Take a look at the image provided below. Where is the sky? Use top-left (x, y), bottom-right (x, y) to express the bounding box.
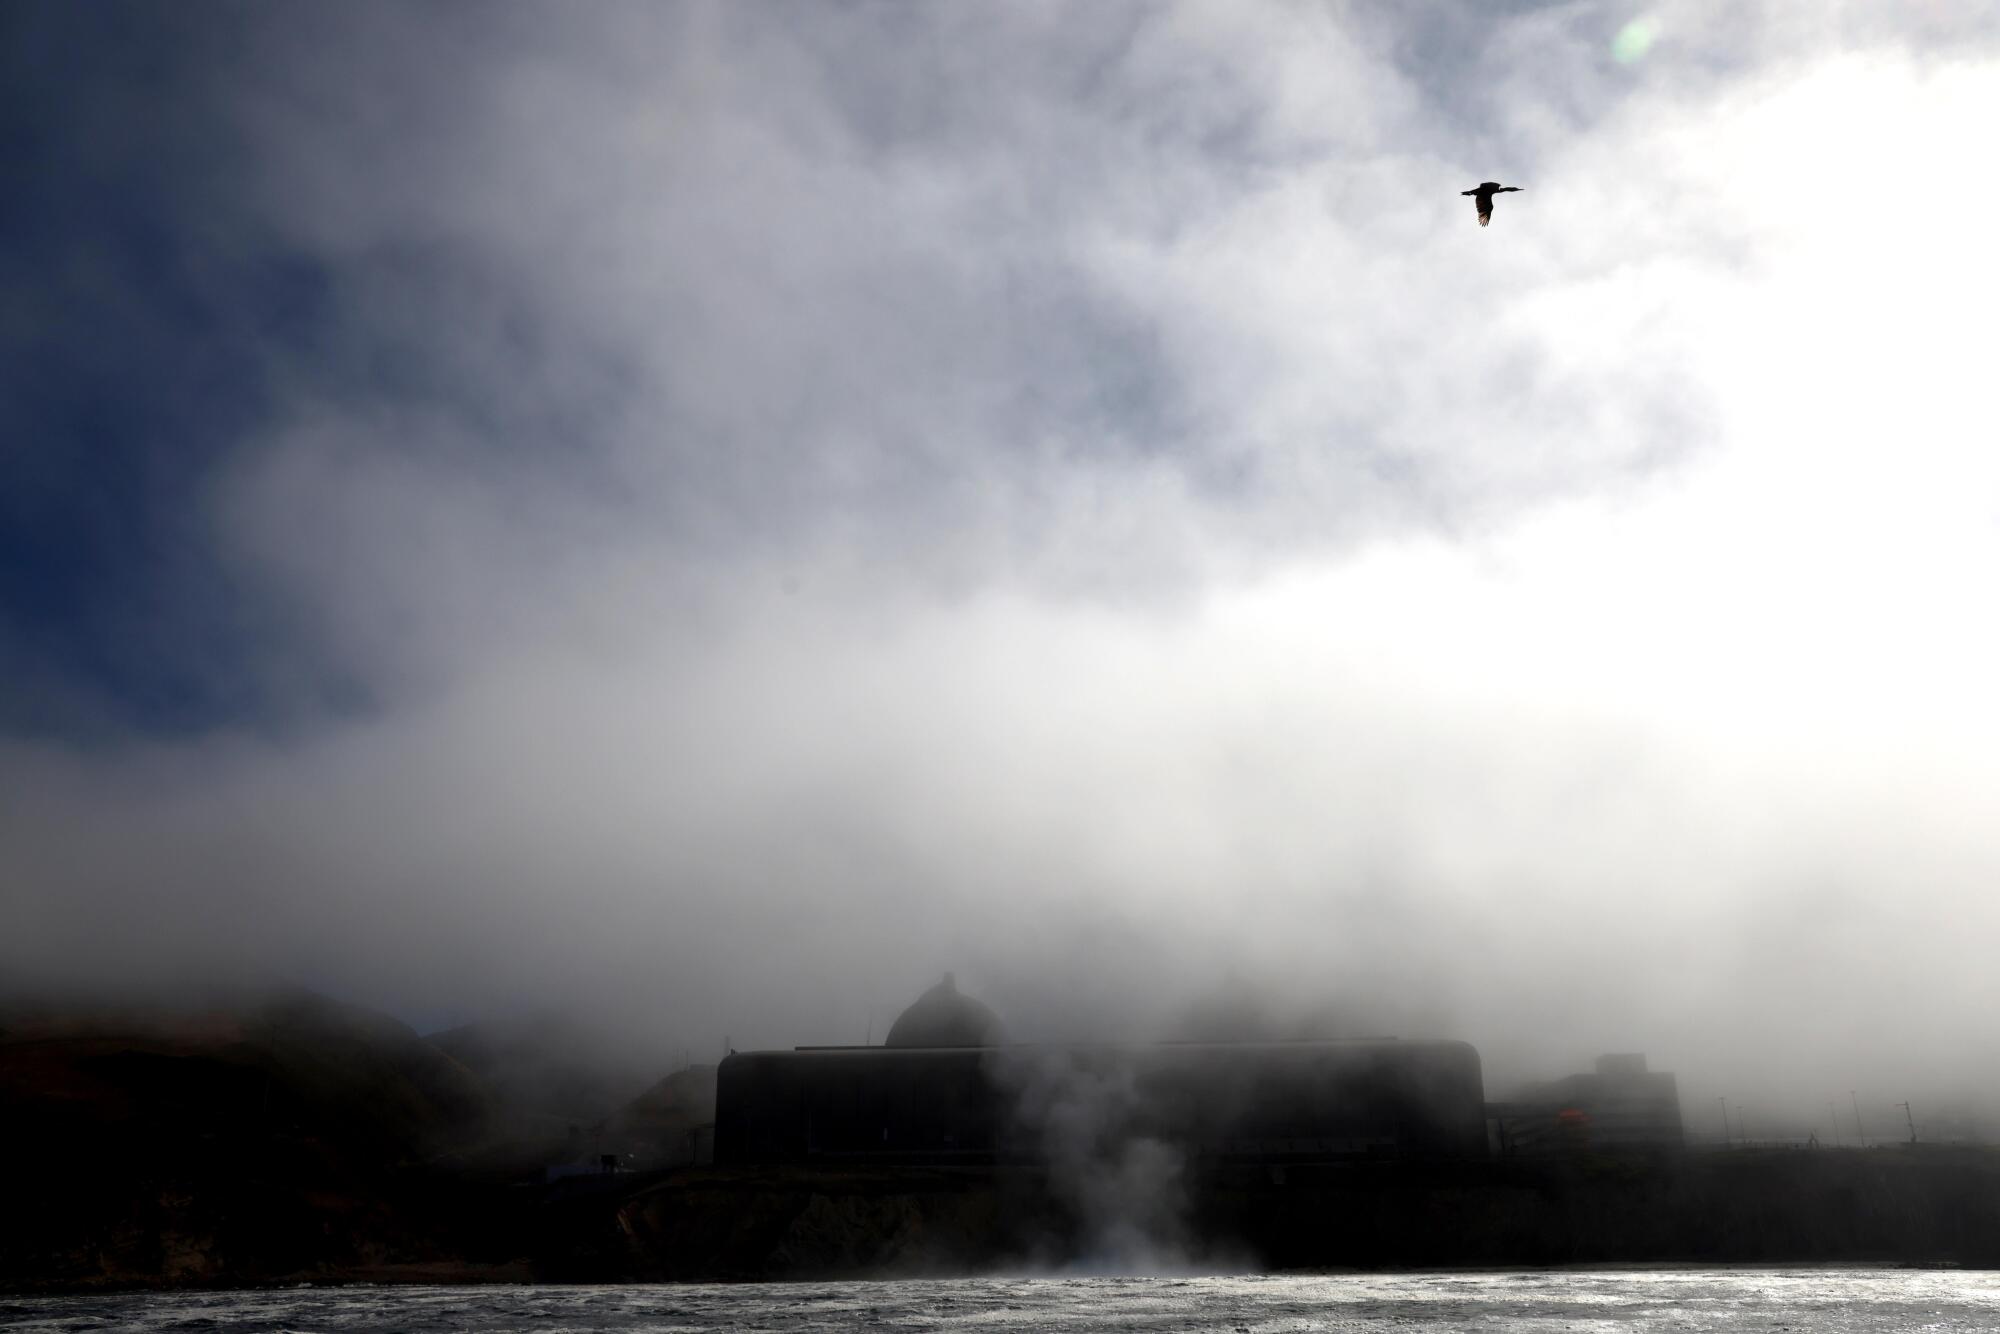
top-left (6, 1), bottom-right (2000, 1131)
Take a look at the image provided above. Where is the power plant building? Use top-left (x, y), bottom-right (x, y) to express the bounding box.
top-left (716, 976), bottom-right (1491, 1167)
top-left (1495, 1053), bottom-right (1687, 1155)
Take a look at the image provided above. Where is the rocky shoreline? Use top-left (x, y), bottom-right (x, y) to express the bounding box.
top-left (615, 1149), bottom-right (2000, 1281)
top-left (12, 1147), bottom-right (2000, 1293)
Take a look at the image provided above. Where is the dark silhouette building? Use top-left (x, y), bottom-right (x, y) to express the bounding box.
top-left (715, 978), bottom-right (1489, 1167)
top-left (1494, 1053), bottom-right (1686, 1155)
top-left (883, 973), bottom-right (1006, 1049)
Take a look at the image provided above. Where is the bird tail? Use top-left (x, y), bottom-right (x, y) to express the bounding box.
top-left (1478, 214), bottom-right (1490, 227)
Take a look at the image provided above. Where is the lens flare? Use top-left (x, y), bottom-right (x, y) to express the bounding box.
top-left (1612, 15), bottom-right (1661, 64)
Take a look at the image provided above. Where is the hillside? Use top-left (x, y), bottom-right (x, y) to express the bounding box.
top-left (0, 989), bottom-right (514, 1290)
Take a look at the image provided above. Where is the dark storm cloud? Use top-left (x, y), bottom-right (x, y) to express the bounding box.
top-left (6, 1), bottom-right (2000, 1129)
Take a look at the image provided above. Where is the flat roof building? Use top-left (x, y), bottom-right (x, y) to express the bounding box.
top-left (716, 978), bottom-right (1490, 1167)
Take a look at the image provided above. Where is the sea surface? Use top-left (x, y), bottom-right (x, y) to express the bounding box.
top-left (6, 1269), bottom-right (1999, 1333)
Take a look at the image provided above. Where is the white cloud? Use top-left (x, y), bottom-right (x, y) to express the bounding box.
top-left (9, 4), bottom-right (2000, 1118)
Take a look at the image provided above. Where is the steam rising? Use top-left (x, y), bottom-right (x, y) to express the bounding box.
top-left (997, 1048), bottom-right (1197, 1272)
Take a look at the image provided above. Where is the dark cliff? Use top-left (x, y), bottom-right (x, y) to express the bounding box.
top-left (8, 992), bottom-right (2000, 1291)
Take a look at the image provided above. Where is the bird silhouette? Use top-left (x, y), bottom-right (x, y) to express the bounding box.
top-left (1462, 182), bottom-right (1522, 228)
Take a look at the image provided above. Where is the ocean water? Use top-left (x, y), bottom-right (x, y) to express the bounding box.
top-left (6, 1269), bottom-right (1999, 1333)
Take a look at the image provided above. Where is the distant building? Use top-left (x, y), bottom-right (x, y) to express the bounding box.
top-left (715, 976), bottom-right (1490, 1167)
top-left (1494, 1054), bottom-right (1685, 1155)
top-left (544, 1152), bottom-right (628, 1182)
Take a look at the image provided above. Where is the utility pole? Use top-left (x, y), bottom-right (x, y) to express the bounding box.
top-left (1852, 1091), bottom-right (1866, 1147)
top-left (1718, 1096), bottom-right (1731, 1148)
top-left (1899, 1101), bottom-right (1916, 1144)
top-left (1828, 1101), bottom-right (1841, 1147)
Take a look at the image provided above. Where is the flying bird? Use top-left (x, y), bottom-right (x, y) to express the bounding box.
top-left (1462, 181), bottom-right (1522, 227)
